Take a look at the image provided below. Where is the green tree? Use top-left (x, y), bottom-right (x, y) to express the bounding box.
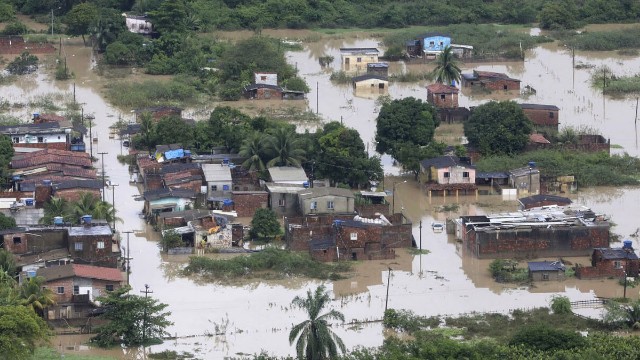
top-left (2, 20), bottom-right (27, 35)
top-left (89, 8), bottom-right (127, 52)
top-left (65, 3), bottom-right (99, 45)
top-left (0, 212), bottom-right (15, 230)
top-left (103, 41), bottom-right (133, 65)
top-left (284, 76), bottom-right (310, 93)
top-left (154, 116), bottom-right (194, 148)
top-left (431, 46), bottom-right (461, 85)
top-left (289, 285), bottom-right (346, 360)
top-left (0, 2), bottom-right (15, 22)
top-left (375, 97), bottom-right (439, 161)
top-left (394, 142), bottom-right (447, 178)
top-left (18, 276), bottom-right (56, 318)
top-left (92, 285), bottom-right (173, 347)
top-left (69, 192), bottom-right (119, 225)
top-left (0, 249), bottom-right (16, 277)
top-left (40, 197), bottom-right (71, 225)
top-left (0, 305), bottom-right (49, 360)
top-left (266, 127), bottom-right (306, 167)
top-left (138, 112), bottom-right (155, 152)
top-left (0, 134), bottom-right (13, 188)
top-left (550, 295), bottom-right (572, 315)
top-left (464, 100), bottom-right (533, 156)
top-left (239, 133), bottom-right (268, 171)
top-left (6, 51), bottom-right (38, 75)
top-left (249, 208), bottom-right (281, 241)
top-left (604, 299), bottom-right (640, 328)
top-left (159, 230), bottom-right (184, 252)
top-left (219, 36), bottom-right (295, 84)
top-left (150, 0), bottom-right (188, 34)
top-left (509, 323), bottom-right (586, 351)
top-left (539, 1), bottom-right (578, 30)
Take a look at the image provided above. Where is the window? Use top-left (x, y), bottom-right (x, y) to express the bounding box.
top-left (97, 241), bottom-right (105, 249)
top-left (73, 285), bottom-right (79, 295)
top-left (542, 273), bottom-right (549, 281)
top-left (222, 185), bottom-right (230, 191)
top-left (549, 112), bottom-right (555, 119)
top-left (439, 41), bottom-right (444, 46)
top-left (261, 76), bottom-right (267, 81)
top-left (356, 57), bottom-right (362, 63)
top-left (57, 286), bottom-right (64, 294)
top-left (614, 261), bottom-right (622, 269)
top-left (37, 136), bottom-right (43, 143)
top-left (12, 236), bottom-right (21, 244)
top-left (503, 85), bottom-right (508, 90)
top-left (350, 233), bottom-right (358, 241)
top-left (106, 284), bottom-right (114, 292)
top-left (444, 172), bottom-right (450, 178)
top-left (211, 185), bottom-right (217, 191)
top-left (310, 201), bottom-right (317, 210)
top-left (327, 201), bottom-right (334, 210)
top-left (463, 172), bottom-right (469, 178)
top-left (440, 94), bottom-right (446, 100)
top-left (278, 199), bottom-right (285, 207)
top-left (429, 41), bottom-right (435, 47)
top-left (74, 242), bottom-right (83, 251)
top-left (12, 137), bottom-right (19, 143)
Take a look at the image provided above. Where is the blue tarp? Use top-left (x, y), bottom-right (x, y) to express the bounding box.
top-left (164, 149), bottom-right (185, 160)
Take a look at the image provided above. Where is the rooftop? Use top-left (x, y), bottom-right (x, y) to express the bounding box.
top-left (518, 194), bottom-right (572, 206)
top-left (352, 74), bottom-right (388, 83)
top-left (268, 166), bottom-right (308, 183)
top-left (265, 183), bottom-right (306, 194)
top-left (0, 121), bottom-right (71, 135)
top-left (244, 84), bottom-right (282, 91)
top-left (52, 179), bottom-right (103, 191)
top-left (596, 248), bottom-right (639, 260)
top-left (340, 47), bottom-right (379, 55)
top-left (528, 261), bottom-right (565, 272)
top-left (529, 133), bottom-right (551, 144)
top-left (519, 103), bottom-right (560, 111)
top-left (37, 263), bottom-right (123, 282)
top-left (509, 166), bottom-right (540, 177)
top-left (143, 188), bottom-right (196, 201)
top-left (420, 155), bottom-right (474, 169)
top-left (427, 83), bottom-right (459, 94)
top-left (68, 225), bottom-right (113, 237)
top-left (298, 187), bottom-right (355, 200)
top-left (202, 163), bottom-right (232, 182)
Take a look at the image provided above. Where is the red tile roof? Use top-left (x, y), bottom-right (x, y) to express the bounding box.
top-left (11, 153), bottom-right (93, 169)
top-left (72, 264), bottom-right (124, 282)
top-left (529, 133), bottom-right (551, 144)
top-left (426, 83), bottom-right (459, 94)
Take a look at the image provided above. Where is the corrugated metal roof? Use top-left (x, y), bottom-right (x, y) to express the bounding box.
top-left (268, 166), bottom-right (308, 182)
top-left (298, 187), bottom-right (355, 200)
top-left (68, 225), bottom-right (113, 237)
top-left (202, 164), bottom-right (232, 182)
top-left (528, 261), bottom-right (565, 272)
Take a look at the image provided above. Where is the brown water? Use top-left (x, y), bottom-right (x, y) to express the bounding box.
top-left (1, 32), bottom-right (639, 358)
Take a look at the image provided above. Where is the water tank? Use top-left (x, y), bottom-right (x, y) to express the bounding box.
top-left (53, 216), bottom-right (64, 225)
top-left (24, 198), bottom-right (34, 206)
top-left (303, 181), bottom-right (310, 188)
top-left (81, 215), bottom-right (92, 224)
top-left (26, 270), bottom-right (36, 278)
top-left (528, 161), bottom-right (536, 168)
top-left (623, 240), bottom-right (633, 249)
top-left (42, 179), bottom-right (52, 186)
top-left (223, 158), bottom-right (229, 165)
top-left (223, 198), bottom-right (233, 206)
top-left (184, 150), bottom-right (192, 157)
top-left (12, 175), bottom-right (21, 181)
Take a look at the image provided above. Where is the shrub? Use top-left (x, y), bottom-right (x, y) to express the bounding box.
top-left (550, 296), bottom-right (572, 315)
top-left (6, 52), bottom-right (37, 75)
top-left (509, 323), bottom-right (586, 351)
top-left (2, 21), bottom-right (27, 35)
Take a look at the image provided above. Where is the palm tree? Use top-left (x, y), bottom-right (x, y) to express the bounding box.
top-left (239, 133), bottom-right (268, 171)
top-left (289, 285), bottom-right (346, 360)
top-left (70, 192), bottom-right (120, 225)
top-left (266, 127), bottom-right (306, 167)
top-left (40, 197), bottom-right (70, 225)
top-left (19, 276), bottom-right (56, 317)
top-left (431, 46), bottom-right (461, 85)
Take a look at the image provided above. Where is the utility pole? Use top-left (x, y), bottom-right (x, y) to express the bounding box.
top-left (110, 183), bottom-right (119, 231)
top-left (122, 231), bottom-right (134, 287)
top-left (51, 9), bottom-right (54, 37)
top-left (384, 267), bottom-right (392, 312)
top-left (98, 152), bottom-right (108, 202)
top-left (140, 284), bottom-right (153, 344)
top-left (316, 82), bottom-right (319, 114)
top-left (419, 220), bottom-right (422, 251)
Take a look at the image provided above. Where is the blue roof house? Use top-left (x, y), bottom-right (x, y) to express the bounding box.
top-left (422, 32), bottom-right (451, 56)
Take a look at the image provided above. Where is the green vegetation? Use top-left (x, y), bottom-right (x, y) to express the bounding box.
top-left (40, 193), bottom-right (119, 225)
top-left (476, 149), bottom-right (640, 187)
top-left (183, 247), bottom-right (351, 281)
top-left (464, 101), bottom-right (533, 156)
top-left (383, 309), bottom-right (440, 333)
top-left (489, 259), bottom-right (529, 283)
top-left (31, 347), bottom-right (116, 360)
top-left (104, 78), bottom-right (201, 109)
top-left (6, 51), bottom-right (38, 75)
top-left (564, 27), bottom-right (640, 51)
top-left (431, 46), bottom-right (460, 85)
top-left (289, 285), bottom-right (346, 360)
top-left (590, 66), bottom-right (640, 95)
top-left (249, 208), bottom-right (281, 241)
top-left (159, 230), bottom-right (185, 252)
top-left (550, 296), bottom-right (572, 315)
top-left (92, 285), bottom-right (172, 347)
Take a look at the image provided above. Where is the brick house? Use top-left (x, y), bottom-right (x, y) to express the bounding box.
top-left (426, 83), bottom-right (459, 108)
top-left (37, 263), bottom-right (123, 319)
top-left (528, 261), bottom-right (566, 281)
top-left (461, 70), bottom-right (521, 91)
top-left (68, 225), bottom-right (117, 267)
top-left (52, 180), bottom-right (103, 202)
top-left (519, 103), bottom-right (560, 131)
top-left (231, 191), bottom-right (268, 217)
top-left (243, 84), bottom-right (283, 100)
top-left (576, 241), bottom-right (640, 279)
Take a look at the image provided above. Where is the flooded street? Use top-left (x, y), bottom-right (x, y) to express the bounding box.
top-left (2, 30), bottom-right (640, 358)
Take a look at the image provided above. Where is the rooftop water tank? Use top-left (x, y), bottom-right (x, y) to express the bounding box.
top-left (81, 214), bottom-right (92, 225)
top-left (42, 179), bottom-right (52, 186)
top-left (53, 216), bottom-right (64, 226)
top-left (528, 161), bottom-right (536, 168)
top-left (623, 240), bottom-right (633, 250)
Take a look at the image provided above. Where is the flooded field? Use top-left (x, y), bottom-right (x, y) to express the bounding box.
top-left (2, 28), bottom-right (640, 358)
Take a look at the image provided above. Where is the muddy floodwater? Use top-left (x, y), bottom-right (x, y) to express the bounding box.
top-left (2, 30), bottom-right (640, 359)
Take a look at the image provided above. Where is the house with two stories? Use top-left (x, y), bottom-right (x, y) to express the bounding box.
top-left (0, 121), bottom-right (73, 151)
top-left (340, 48), bottom-right (380, 72)
top-left (298, 187), bottom-right (355, 216)
top-left (576, 241), bottom-right (640, 279)
top-left (419, 155), bottom-right (477, 196)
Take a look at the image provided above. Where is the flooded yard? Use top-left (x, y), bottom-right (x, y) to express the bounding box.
top-left (2, 28), bottom-right (640, 358)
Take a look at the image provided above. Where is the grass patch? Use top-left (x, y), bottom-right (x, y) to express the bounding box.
top-left (389, 71), bottom-right (431, 82)
top-left (329, 70), bottom-right (351, 84)
top-left (31, 347), bottom-right (116, 360)
top-left (489, 259), bottom-right (529, 284)
top-left (383, 309), bottom-right (440, 333)
top-left (476, 149), bottom-right (640, 187)
top-left (103, 77), bottom-right (202, 109)
top-left (149, 350), bottom-right (195, 359)
top-left (182, 247), bottom-right (351, 282)
top-left (564, 27), bottom-right (640, 51)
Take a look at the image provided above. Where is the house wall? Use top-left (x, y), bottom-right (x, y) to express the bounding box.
top-left (355, 203), bottom-right (390, 217)
top-left (284, 214), bottom-right (354, 251)
top-left (481, 79), bottom-right (520, 91)
top-left (465, 225), bottom-right (610, 259)
top-left (168, 179), bottom-right (203, 193)
top-left (353, 79), bottom-right (388, 89)
top-left (342, 54), bottom-right (379, 72)
top-left (436, 167), bottom-right (475, 184)
top-left (255, 73), bottom-right (277, 86)
top-left (2, 230), bottom-right (66, 255)
top-left (126, 18), bottom-right (152, 34)
top-left (530, 270), bottom-right (565, 281)
top-left (576, 257), bottom-right (639, 279)
top-left (145, 173), bottom-right (164, 191)
top-left (68, 233), bottom-right (116, 267)
top-left (206, 179), bottom-right (233, 198)
top-left (269, 192), bottom-right (300, 217)
top-left (300, 195), bottom-right (354, 216)
top-left (422, 36), bottom-right (451, 52)
top-left (509, 172), bottom-right (541, 195)
top-left (10, 142), bottom-right (68, 151)
top-left (427, 91), bottom-right (458, 108)
top-left (310, 247), bottom-right (338, 262)
top-left (231, 191), bottom-right (268, 217)
top-left (522, 108), bottom-right (559, 127)
top-left (253, 88), bottom-right (282, 100)
top-left (10, 133), bottom-right (68, 146)
top-left (45, 277), bottom-right (74, 303)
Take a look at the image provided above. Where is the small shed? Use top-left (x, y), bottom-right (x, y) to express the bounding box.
top-left (426, 83), bottom-right (459, 108)
top-left (508, 166), bottom-right (540, 195)
top-left (366, 63), bottom-right (389, 76)
top-left (243, 84), bottom-right (283, 100)
top-left (461, 70), bottom-right (521, 91)
top-left (352, 74), bottom-right (388, 90)
top-left (528, 261), bottom-right (566, 281)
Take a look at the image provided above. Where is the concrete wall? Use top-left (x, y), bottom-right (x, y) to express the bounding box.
top-left (55, 189), bottom-right (101, 203)
top-left (436, 167), bottom-right (475, 184)
top-left (423, 36), bottom-right (451, 52)
top-left (231, 191), bottom-right (268, 217)
top-left (465, 225), bottom-right (610, 259)
top-left (522, 108), bottom-right (559, 127)
top-left (68, 233), bottom-right (116, 267)
top-left (530, 270), bottom-right (565, 281)
top-left (270, 192), bottom-right (300, 217)
top-left (2, 229), bottom-right (66, 255)
top-left (300, 195), bottom-right (354, 216)
top-left (355, 203), bottom-right (390, 217)
top-left (353, 79), bottom-right (388, 89)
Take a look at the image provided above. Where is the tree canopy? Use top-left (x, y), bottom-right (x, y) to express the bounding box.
top-left (64, 2), bottom-right (99, 44)
top-left (0, 305), bottom-right (49, 360)
top-left (463, 100), bottom-right (533, 156)
top-left (431, 46), bottom-right (461, 85)
top-left (375, 97), bottom-right (439, 164)
top-left (249, 208), bottom-right (281, 241)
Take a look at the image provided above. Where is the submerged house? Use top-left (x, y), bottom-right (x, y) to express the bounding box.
top-left (519, 103), bottom-right (560, 132)
top-left (528, 261), bottom-right (566, 281)
top-left (456, 205), bottom-right (610, 259)
top-left (352, 74), bottom-right (388, 90)
top-left (426, 83), bottom-right (459, 108)
top-left (340, 48), bottom-right (380, 72)
top-left (419, 155), bottom-right (477, 196)
top-left (576, 240), bottom-right (640, 279)
top-left (461, 70), bottom-right (521, 91)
